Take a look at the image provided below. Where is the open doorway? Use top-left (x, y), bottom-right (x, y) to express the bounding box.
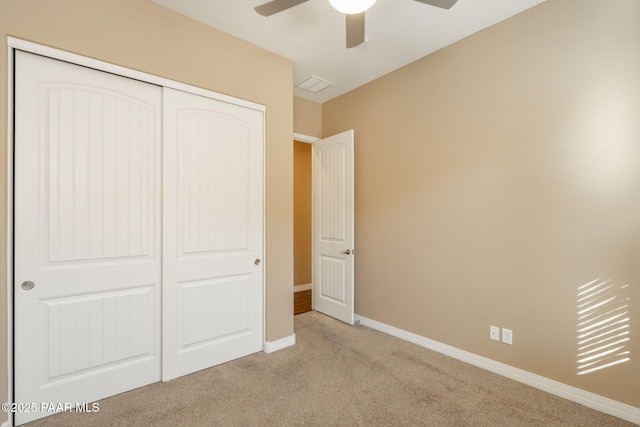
top-left (293, 130), bottom-right (354, 322)
top-left (294, 140), bottom-right (313, 314)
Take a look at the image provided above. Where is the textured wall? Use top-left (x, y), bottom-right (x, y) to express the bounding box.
top-left (294, 96), bottom-right (322, 138)
top-left (323, 0), bottom-right (640, 408)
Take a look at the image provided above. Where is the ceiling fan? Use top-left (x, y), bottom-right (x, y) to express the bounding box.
top-left (254, 0), bottom-right (458, 48)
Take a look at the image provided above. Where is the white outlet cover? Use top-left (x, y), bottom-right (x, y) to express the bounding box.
top-left (490, 325), bottom-right (500, 341)
top-left (502, 328), bottom-right (513, 345)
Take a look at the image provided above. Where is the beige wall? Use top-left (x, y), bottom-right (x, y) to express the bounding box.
top-left (293, 141), bottom-right (312, 286)
top-left (294, 96), bottom-right (322, 138)
top-left (0, 0), bottom-right (294, 414)
top-left (323, 0), bottom-right (640, 408)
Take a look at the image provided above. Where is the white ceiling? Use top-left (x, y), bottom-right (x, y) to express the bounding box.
top-left (153, 0), bottom-right (546, 103)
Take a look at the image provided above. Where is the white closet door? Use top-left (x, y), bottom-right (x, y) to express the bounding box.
top-left (14, 51), bottom-right (162, 425)
top-left (162, 88), bottom-right (264, 381)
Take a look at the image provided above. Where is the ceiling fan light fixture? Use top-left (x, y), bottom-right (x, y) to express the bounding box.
top-left (328, 0), bottom-right (376, 14)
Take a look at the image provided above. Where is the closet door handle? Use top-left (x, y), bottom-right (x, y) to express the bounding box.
top-left (21, 281), bottom-right (35, 290)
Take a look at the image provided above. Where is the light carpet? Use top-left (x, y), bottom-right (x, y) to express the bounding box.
top-left (26, 311), bottom-right (635, 426)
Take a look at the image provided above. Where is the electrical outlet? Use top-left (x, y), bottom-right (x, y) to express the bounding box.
top-left (490, 325), bottom-right (500, 341)
top-left (502, 328), bottom-right (513, 345)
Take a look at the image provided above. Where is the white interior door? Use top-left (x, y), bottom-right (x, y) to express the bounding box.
top-left (313, 130), bottom-right (355, 324)
top-left (14, 51), bottom-right (162, 424)
top-left (162, 88), bottom-right (264, 380)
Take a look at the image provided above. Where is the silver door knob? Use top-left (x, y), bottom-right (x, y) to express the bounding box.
top-left (255, 259), bottom-right (261, 265)
top-left (21, 281), bottom-right (35, 290)
top-left (342, 249), bottom-right (351, 255)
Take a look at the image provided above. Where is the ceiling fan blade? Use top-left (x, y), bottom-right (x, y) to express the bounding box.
top-left (413, 0), bottom-right (458, 9)
top-left (255, 0), bottom-right (309, 16)
top-left (346, 13), bottom-right (365, 48)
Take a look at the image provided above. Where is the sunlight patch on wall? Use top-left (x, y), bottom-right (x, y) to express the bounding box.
top-left (576, 278), bottom-right (631, 375)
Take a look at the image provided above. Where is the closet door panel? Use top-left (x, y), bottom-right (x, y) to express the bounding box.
top-left (162, 88), bottom-right (264, 380)
top-left (14, 51), bottom-right (162, 425)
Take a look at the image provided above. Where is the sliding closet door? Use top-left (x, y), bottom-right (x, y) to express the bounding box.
top-left (14, 51), bottom-right (162, 425)
top-left (162, 88), bottom-right (264, 380)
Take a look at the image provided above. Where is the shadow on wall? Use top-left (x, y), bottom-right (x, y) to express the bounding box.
top-left (576, 278), bottom-right (631, 375)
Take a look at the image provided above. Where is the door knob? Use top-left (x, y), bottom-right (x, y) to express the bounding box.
top-left (21, 281), bottom-right (35, 290)
top-left (255, 259), bottom-right (261, 265)
top-left (342, 249), bottom-right (351, 255)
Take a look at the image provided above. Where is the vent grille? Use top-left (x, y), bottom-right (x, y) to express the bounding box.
top-left (296, 76), bottom-right (333, 93)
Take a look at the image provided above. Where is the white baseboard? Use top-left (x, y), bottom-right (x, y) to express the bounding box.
top-left (355, 314), bottom-right (640, 425)
top-left (294, 283), bottom-right (312, 293)
top-left (263, 333), bottom-right (296, 354)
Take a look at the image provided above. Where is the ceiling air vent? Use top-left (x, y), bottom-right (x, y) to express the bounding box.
top-left (296, 76), bottom-right (333, 93)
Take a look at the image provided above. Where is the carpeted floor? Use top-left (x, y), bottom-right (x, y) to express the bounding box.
top-left (26, 311), bottom-right (634, 426)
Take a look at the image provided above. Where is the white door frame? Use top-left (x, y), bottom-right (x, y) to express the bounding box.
top-left (293, 133), bottom-right (319, 144)
top-left (6, 38), bottom-right (266, 426)
top-left (292, 133), bottom-right (318, 300)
